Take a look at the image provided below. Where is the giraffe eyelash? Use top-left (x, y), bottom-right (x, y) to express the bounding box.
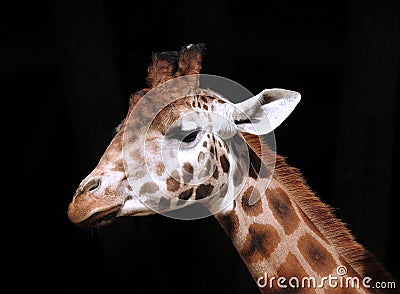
top-left (167, 128), bottom-right (201, 143)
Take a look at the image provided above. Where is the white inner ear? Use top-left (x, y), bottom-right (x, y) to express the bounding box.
top-left (233, 88), bottom-right (301, 135)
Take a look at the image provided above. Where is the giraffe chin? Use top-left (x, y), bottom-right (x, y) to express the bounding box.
top-left (76, 205), bottom-right (122, 227)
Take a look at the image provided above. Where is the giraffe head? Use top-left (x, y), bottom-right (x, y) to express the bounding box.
top-left (67, 44), bottom-right (300, 226)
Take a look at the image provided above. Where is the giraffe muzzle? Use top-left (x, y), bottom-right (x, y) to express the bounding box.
top-left (75, 205), bottom-right (122, 227)
top-left (68, 176), bottom-right (126, 226)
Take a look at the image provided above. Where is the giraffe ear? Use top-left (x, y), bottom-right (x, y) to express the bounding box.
top-left (232, 88), bottom-right (301, 135)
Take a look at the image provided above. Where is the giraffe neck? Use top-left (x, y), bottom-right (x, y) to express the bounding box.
top-left (214, 135), bottom-right (394, 293)
top-left (216, 178), bottom-right (358, 293)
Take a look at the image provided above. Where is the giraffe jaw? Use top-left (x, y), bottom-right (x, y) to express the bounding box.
top-left (117, 196), bottom-right (157, 217)
top-left (69, 191), bottom-right (156, 227)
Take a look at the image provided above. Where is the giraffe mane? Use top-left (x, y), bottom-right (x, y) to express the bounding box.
top-left (241, 132), bottom-right (396, 287)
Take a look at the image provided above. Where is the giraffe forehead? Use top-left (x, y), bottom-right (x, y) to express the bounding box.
top-left (180, 112), bottom-right (201, 130)
top-left (147, 97), bottom-right (192, 134)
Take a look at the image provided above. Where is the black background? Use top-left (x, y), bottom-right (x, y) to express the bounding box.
top-left (9, 1), bottom-right (399, 293)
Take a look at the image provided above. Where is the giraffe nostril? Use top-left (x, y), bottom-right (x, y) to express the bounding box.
top-left (83, 178), bottom-right (101, 192)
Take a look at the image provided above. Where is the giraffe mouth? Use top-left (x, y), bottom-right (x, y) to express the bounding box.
top-left (78, 205), bottom-right (122, 227)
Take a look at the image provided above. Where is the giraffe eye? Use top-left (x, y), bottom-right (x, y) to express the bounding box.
top-left (182, 131), bottom-right (199, 143)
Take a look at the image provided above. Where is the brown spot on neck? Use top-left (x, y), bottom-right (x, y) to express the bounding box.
top-left (241, 186), bottom-right (263, 217)
top-left (195, 183), bottom-right (213, 199)
top-left (276, 253), bottom-right (315, 293)
top-left (266, 187), bottom-right (300, 235)
top-left (241, 223), bottom-right (280, 264)
top-left (178, 188), bottom-right (193, 200)
top-left (298, 233), bottom-right (336, 277)
top-left (220, 154), bottom-right (230, 173)
top-left (215, 210), bottom-right (239, 239)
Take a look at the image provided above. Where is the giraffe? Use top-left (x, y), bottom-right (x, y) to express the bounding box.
top-left (67, 44), bottom-right (397, 293)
